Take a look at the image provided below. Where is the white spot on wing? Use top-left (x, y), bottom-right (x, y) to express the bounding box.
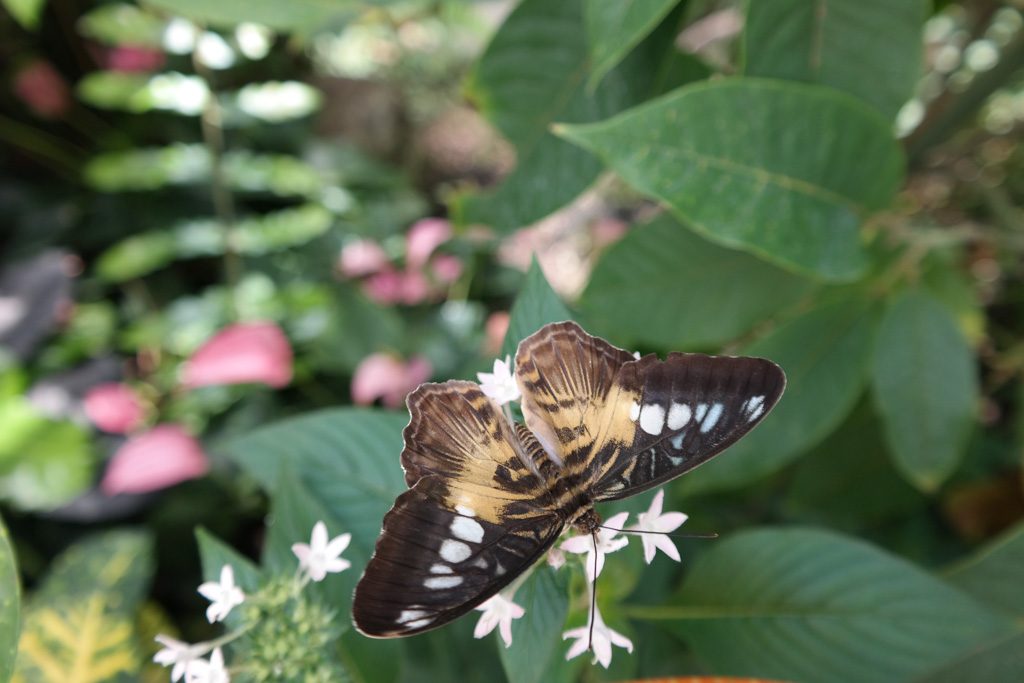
top-left (430, 563), bottom-right (452, 574)
top-left (639, 403), bottom-right (665, 435)
top-left (439, 539), bottom-right (471, 563)
top-left (748, 403), bottom-right (765, 421)
top-left (667, 402), bottom-right (691, 430)
top-left (424, 575), bottom-right (463, 589)
top-left (399, 609), bottom-right (428, 623)
top-left (670, 432), bottom-right (685, 450)
top-left (695, 403), bottom-right (709, 421)
top-left (746, 395), bottom-right (766, 421)
top-left (701, 403), bottom-right (724, 433)
top-left (455, 504), bottom-right (476, 517)
top-left (450, 516), bottom-right (484, 543)
top-left (405, 617), bottom-right (433, 629)
top-left (629, 400), bottom-right (641, 421)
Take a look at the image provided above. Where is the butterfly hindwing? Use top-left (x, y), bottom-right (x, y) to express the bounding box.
top-left (352, 381), bottom-right (564, 638)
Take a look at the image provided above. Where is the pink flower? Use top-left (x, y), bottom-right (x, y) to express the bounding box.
top-left (484, 311), bottom-right (510, 355)
top-left (182, 322), bottom-right (292, 389)
top-left (363, 268), bottom-right (405, 304)
top-left (105, 46), bottom-right (166, 72)
top-left (102, 424), bottom-right (209, 495)
top-left (430, 254), bottom-right (462, 284)
top-left (405, 218), bottom-right (452, 268)
top-left (338, 239), bottom-right (389, 279)
top-left (351, 353), bottom-right (432, 408)
top-left (398, 269), bottom-right (431, 305)
top-left (84, 383), bottom-right (146, 434)
top-left (13, 60), bottom-right (70, 119)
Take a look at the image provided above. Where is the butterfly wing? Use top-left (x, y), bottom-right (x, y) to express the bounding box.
top-left (514, 322), bottom-right (785, 502)
top-left (592, 350), bottom-right (785, 500)
top-left (352, 381), bottom-right (564, 638)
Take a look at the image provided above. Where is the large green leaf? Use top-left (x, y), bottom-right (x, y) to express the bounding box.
top-left (584, 0), bottom-right (681, 89)
top-left (77, 4), bottom-right (167, 48)
top-left (578, 214), bottom-right (811, 350)
top-left (196, 527), bottom-right (263, 593)
top-left (0, 514), bottom-right (19, 683)
top-left (650, 528), bottom-right (1012, 683)
top-left (221, 408), bottom-right (407, 561)
top-left (682, 297), bottom-right (878, 494)
top-left (142, 0), bottom-right (359, 32)
top-left (459, 0), bottom-right (704, 231)
top-left (917, 631), bottom-right (1024, 683)
top-left (3, 0), bottom-right (45, 30)
top-left (500, 260), bottom-right (573, 358)
top-left (945, 520), bottom-right (1024, 617)
top-left (14, 531), bottom-right (153, 683)
top-left (499, 568), bottom-right (570, 683)
top-left (557, 79), bottom-right (904, 281)
top-left (743, 0), bottom-right (927, 120)
top-left (871, 288), bottom-right (978, 491)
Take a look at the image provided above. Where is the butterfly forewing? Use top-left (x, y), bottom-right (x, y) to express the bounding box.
top-left (592, 351), bottom-right (785, 501)
top-left (352, 381), bottom-right (564, 638)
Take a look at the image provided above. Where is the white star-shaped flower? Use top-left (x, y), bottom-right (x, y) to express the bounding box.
top-left (477, 355), bottom-right (520, 405)
top-left (153, 634), bottom-right (205, 682)
top-left (292, 520), bottom-right (352, 582)
top-left (631, 489), bottom-right (688, 564)
top-left (197, 565), bottom-right (245, 623)
top-left (473, 590), bottom-right (525, 647)
top-left (185, 647), bottom-right (230, 683)
top-left (546, 545), bottom-right (566, 570)
top-left (559, 511), bottom-right (629, 582)
top-left (563, 604), bottom-right (633, 669)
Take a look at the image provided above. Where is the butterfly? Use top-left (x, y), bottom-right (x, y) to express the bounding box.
top-left (352, 321), bottom-right (785, 637)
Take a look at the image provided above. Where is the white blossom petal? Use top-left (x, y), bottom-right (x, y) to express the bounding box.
top-left (473, 591), bottom-right (525, 648)
top-left (477, 356), bottom-right (521, 405)
top-left (631, 489), bottom-right (688, 565)
top-left (562, 605), bottom-right (632, 669)
top-left (294, 521), bottom-right (352, 582)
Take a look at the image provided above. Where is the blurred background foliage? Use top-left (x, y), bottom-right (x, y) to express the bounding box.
top-left (1, 0), bottom-right (1024, 681)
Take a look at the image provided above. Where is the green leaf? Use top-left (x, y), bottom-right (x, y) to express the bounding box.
top-left (557, 79), bottom-right (904, 281)
top-left (0, 514), bottom-right (19, 683)
top-left (682, 297), bottom-right (878, 494)
top-left (499, 568), bottom-right (570, 683)
top-left (783, 400), bottom-right (926, 532)
top-left (578, 214), bottom-right (812, 350)
top-left (743, 0), bottom-right (928, 120)
top-left (3, 0), bottom-right (45, 30)
top-left (221, 408), bottom-right (407, 562)
top-left (85, 145), bottom-right (323, 197)
top-left (77, 72), bottom-right (208, 116)
top-left (659, 527), bottom-right (1012, 683)
top-left (917, 631), bottom-right (1024, 683)
top-left (501, 260), bottom-right (573, 358)
top-left (196, 527), bottom-right (263, 593)
top-left (141, 0), bottom-right (358, 32)
top-left (77, 3), bottom-right (167, 47)
top-left (263, 467), bottom-right (352, 613)
top-left (0, 397), bottom-right (94, 511)
top-left (584, 0), bottom-right (681, 89)
top-left (459, 0), bottom-right (704, 231)
top-left (945, 520), bottom-right (1024, 617)
top-left (871, 288), bottom-right (978, 491)
top-left (15, 530), bottom-right (153, 683)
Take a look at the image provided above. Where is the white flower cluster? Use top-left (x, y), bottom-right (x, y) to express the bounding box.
top-left (473, 488), bottom-right (688, 670)
top-left (153, 521), bottom-right (351, 682)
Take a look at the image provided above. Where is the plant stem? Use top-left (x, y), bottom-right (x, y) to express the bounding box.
top-left (192, 45), bottom-right (242, 314)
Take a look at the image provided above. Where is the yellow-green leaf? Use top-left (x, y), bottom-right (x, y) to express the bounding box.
top-left (0, 514), bottom-right (19, 683)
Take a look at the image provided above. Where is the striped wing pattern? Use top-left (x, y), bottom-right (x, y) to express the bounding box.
top-left (352, 322), bottom-right (785, 638)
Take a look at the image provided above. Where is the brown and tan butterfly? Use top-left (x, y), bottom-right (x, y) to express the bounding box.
top-left (352, 321), bottom-right (785, 637)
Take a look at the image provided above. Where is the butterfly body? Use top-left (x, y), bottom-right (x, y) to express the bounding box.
top-left (352, 321), bottom-right (785, 638)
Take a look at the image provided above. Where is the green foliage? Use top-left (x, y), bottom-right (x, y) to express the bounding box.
top-left (0, 514), bottom-right (19, 683)
top-left (77, 3), bottom-right (167, 47)
top-left (142, 0), bottom-right (359, 33)
top-left (501, 260), bottom-right (573, 358)
top-left (557, 79), bottom-right (904, 281)
top-left (2, 0), bottom-right (45, 30)
top-left (499, 568), bottom-right (571, 683)
top-left (871, 288), bottom-right (979, 491)
top-left (458, 0), bottom-right (706, 231)
top-left (684, 298), bottom-right (879, 494)
top-left (666, 528), bottom-right (1013, 683)
top-left (917, 631), bottom-right (1024, 683)
top-left (14, 531), bottom-right (154, 683)
top-left (583, 0), bottom-right (681, 90)
top-left (946, 520), bottom-right (1024, 617)
top-left (579, 214), bottom-right (812, 350)
top-left (743, 0), bottom-right (928, 119)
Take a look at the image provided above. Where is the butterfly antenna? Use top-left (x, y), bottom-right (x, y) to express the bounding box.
top-left (588, 530), bottom-right (598, 652)
top-left (597, 525), bottom-right (718, 539)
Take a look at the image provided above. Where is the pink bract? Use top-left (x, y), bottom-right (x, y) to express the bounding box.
top-left (405, 218), bottom-right (452, 268)
top-left (351, 353), bottom-right (432, 408)
top-left (102, 424), bottom-right (209, 495)
top-left (182, 321), bottom-right (293, 389)
top-left (105, 46), bottom-right (166, 72)
top-left (13, 60), bottom-right (70, 119)
top-left (84, 382), bottom-right (146, 434)
top-left (338, 239), bottom-right (389, 278)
